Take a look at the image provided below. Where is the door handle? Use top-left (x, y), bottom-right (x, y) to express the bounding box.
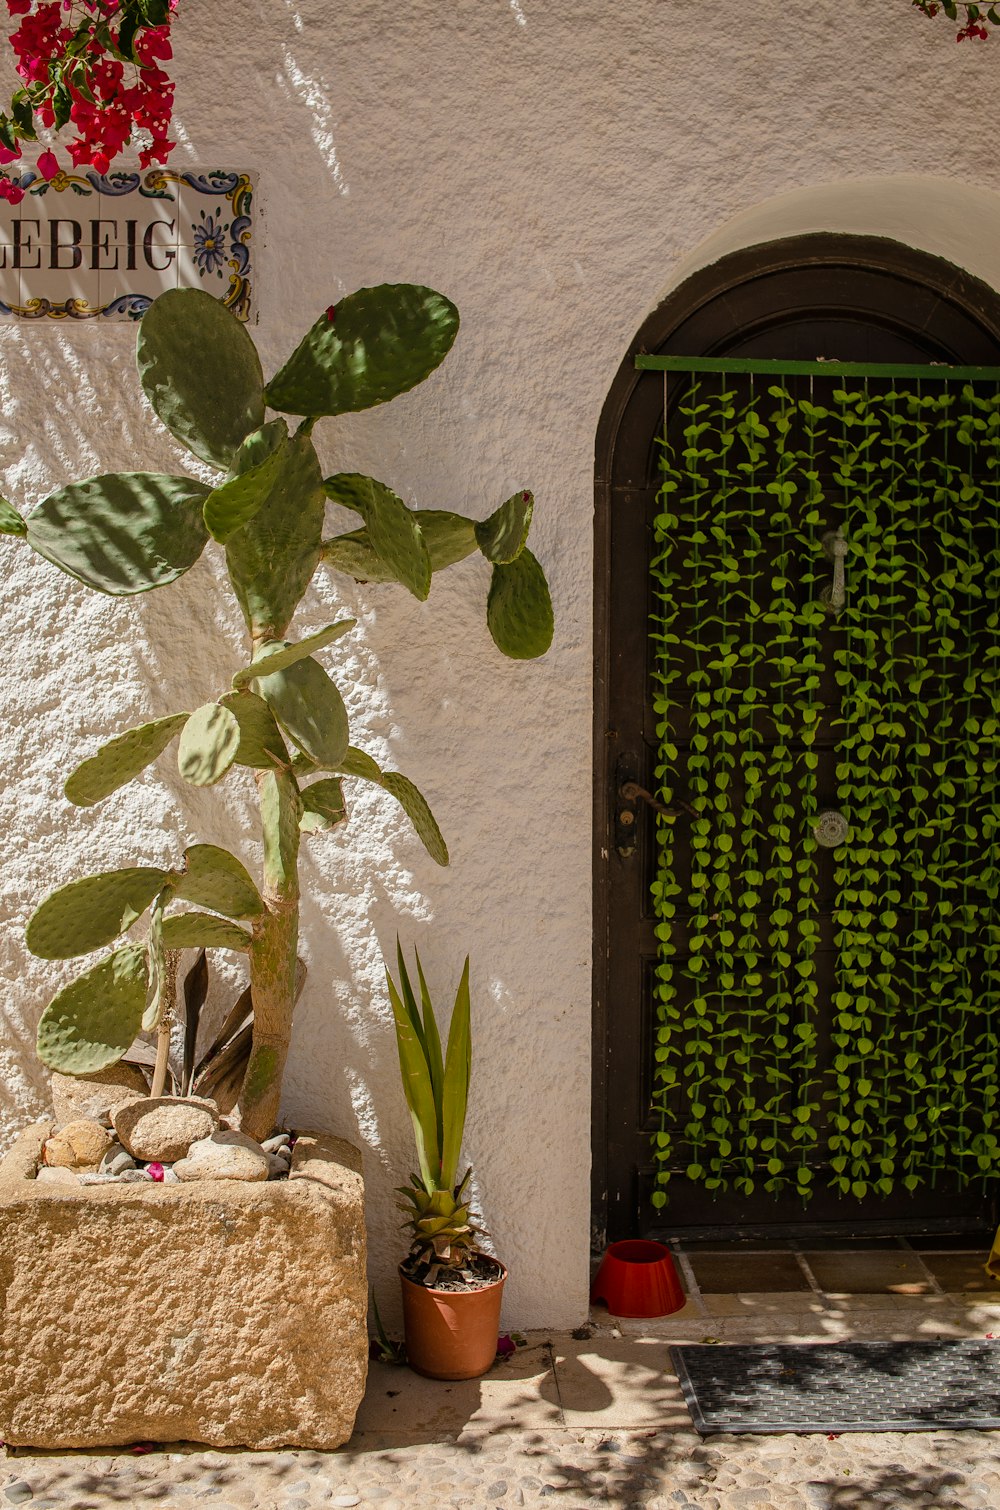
top-left (620, 781), bottom-right (694, 820)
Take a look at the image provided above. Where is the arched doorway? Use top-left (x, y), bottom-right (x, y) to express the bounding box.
top-left (593, 233), bottom-right (1000, 1243)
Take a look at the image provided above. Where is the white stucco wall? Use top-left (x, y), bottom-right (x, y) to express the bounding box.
top-left (1, 0), bottom-right (999, 1329)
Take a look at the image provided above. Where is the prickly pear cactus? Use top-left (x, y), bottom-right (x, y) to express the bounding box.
top-left (8, 283), bottom-right (553, 1138)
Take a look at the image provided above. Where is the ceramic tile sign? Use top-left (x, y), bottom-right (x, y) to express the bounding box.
top-left (0, 167), bottom-right (256, 322)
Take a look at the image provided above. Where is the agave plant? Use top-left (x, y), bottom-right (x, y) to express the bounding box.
top-left (2, 284), bottom-right (553, 1140)
top-left (386, 945), bottom-right (486, 1284)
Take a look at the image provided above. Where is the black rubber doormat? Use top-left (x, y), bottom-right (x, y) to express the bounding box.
top-left (671, 1341), bottom-right (1000, 1433)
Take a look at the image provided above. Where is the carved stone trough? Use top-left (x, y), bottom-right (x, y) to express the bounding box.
top-left (0, 1125), bottom-right (367, 1450)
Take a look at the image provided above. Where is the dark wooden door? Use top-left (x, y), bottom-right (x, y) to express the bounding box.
top-left (594, 238), bottom-right (1000, 1243)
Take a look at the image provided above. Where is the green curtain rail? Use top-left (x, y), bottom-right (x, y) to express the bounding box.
top-left (635, 354), bottom-right (1000, 381)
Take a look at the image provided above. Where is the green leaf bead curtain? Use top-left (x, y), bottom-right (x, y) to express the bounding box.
top-left (646, 360), bottom-right (1000, 1211)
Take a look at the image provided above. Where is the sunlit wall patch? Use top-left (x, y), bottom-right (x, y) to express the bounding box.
top-left (0, 167), bottom-right (256, 322)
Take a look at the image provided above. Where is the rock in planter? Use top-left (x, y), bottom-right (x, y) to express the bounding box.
top-left (174, 1130), bottom-right (270, 1183)
top-left (112, 1096), bottom-right (220, 1163)
top-left (43, 1119), bottom-right (113, 1170)
top-left (34, 1165), bottom-right (79, 1186)
top-left (0, 1123), bottom-right (367, 1449)
top-left (50, 1065), bottom-right (150, 1126)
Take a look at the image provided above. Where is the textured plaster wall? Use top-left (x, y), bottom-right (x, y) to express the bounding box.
top-left (1, 0), bottom-right (998, 1329)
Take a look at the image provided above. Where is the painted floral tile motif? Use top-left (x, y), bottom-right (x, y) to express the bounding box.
top-left (0, 168), bottom-right (255, 322)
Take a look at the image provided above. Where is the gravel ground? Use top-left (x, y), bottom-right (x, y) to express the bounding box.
top-left (4, 1425), bottom-right (1000, 1510)
top-left (6, 1316), bottom-right (1000, 1510)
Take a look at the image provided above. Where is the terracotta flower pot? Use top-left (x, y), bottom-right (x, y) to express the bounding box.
top-left (399, 1260), bottom-right (507, 1380)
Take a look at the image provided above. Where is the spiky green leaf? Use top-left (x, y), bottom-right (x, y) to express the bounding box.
top-left (136, 287), bottom-right (265, 470)
top-left (386, 964), bottom-right (439, 1192)
top-left (414, 949), bottom-right (444, 1126)
top-left (300, 777), bottom-right (347, 832)
top-left (232, 618), bottom-right (356, 688)
top-left (486, 548), bottom-right (554, 659)
top-left (64, 712), bottom-right (189, 807)
top-left (225, 430), bottom-right (326, 638)
top-left (475, 489), bottom-right (533, 564)
top-left (381, 771), bottom-right (449, 866)
top-left (440, 956), bottom-right (471, 1189)
top-left (161, 912), bottom-right (252, 951)
top-left (254, 655), bottom-right (349, 768)
top-left (202, 436), bottom-right (289, 543)
top-left (265, 283), bottom-right (459, 418)
top-left (27, 473), bottom-right (211, 596)
top-left (0, 497), bottom-right (26, 536)
top-left (219, 689), bottom-right (289, 769)
top-left (324, 474), bottom-right (430, 600)
top-left (177, 702), bottom-right (241, 787)
top-left (26, 866), bottom-right (172, 959)
top-left (36, 944), bottom-right (149, 1073)
top-left (174, 843), bottom-right (264, 919)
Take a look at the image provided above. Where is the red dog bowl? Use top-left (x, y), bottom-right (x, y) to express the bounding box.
top-left (591, 1239), bottom-right (685, 1318)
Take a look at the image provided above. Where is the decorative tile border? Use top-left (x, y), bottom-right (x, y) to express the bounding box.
top-left (0, 168), bottom-right (255, 322)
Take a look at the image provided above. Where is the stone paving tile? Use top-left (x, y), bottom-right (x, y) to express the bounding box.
top-left (802, 1250), bottom-right (934, 1296)
top-left (354, 1342), bottom-right (563, 1435)
top-left (922, 1253), bottom-right (998, 1292)
top-left (550, 1337), bottom-right (689, 1429)
top-left (686, 1252), bottom-right (810, 1294)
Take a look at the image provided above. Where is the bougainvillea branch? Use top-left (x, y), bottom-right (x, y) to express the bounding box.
top-left (0, 0), bottom-right (178, 196)
top-left (913, 1), bottom-right (1000, 40)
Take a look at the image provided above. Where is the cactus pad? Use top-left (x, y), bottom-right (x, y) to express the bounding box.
top-left (232, 618), bottom-right (356, 688)
top-left (416, 510), bottom-right (478, 571)
top-left (177, 702), bottom-right (242, 786)
top-left (136, 287), bottom-right (265, 470)
top-left (175, 843), bottom-right (265, 919)
top-left (225, 430), bottom-right (325, 637)
top-left (27, 866), bottom-right (173, 959)
top-left (381, 771), bottom-right (449, 866)
top-left (336, 745), bottom-right (384, 783)
top-left (475, 489), bottom-right (534, 564)
top-left (260, 769), bottom-right (302, 892)
top-left (36, 944), bottom-right (150, 1073)
top-left (264, 284), bottom-right (459, 418)
top-left (64, 712), bottom-right (190, 807)
top-left (161, 911), bottom-right (252, 951)
top-left (27, 473), bottom-right (211, 596)
top-left (219, 689), bottom-right (289, 769)
top-left (324, 474), bottom-right (431, 600)
top-left (0, 497), bottom-right (26, 536)
top-left (300, 777), bottom-right (347, 833)
top-left (486, 548), bottom-right (554, 660)
top-left (254, 655), bottom-right (349, 768)
top-left (231, 418), bottom-right (288, 474)
top-left (202, 436), bottom-right (290, 543)
top-left (322, 530), bottom-right (398, 583)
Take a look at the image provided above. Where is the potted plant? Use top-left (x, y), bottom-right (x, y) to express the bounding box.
top-left (386, 944), bottom-right (504, 1380)
top-left (0, 282), bottom-right (552, 1448)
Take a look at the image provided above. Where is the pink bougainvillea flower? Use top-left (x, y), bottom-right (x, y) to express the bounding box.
top-left (495, 1334), bottom-right (516, 1358)
top-left (147, 1162), bottom-right (165, 1183)
top-left (0, 140), bottom-right (21, 165)
top-left (0, 178), bottom-right (24, 204)
top-left (36, 148), bottom-right (58, 180)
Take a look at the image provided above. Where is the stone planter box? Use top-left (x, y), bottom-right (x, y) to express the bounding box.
top-left (0, 1123), bottom-right (368, 1450)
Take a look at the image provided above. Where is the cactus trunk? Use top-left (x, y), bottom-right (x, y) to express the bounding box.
top-left (238, 764), bottom-right (302, 1141)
